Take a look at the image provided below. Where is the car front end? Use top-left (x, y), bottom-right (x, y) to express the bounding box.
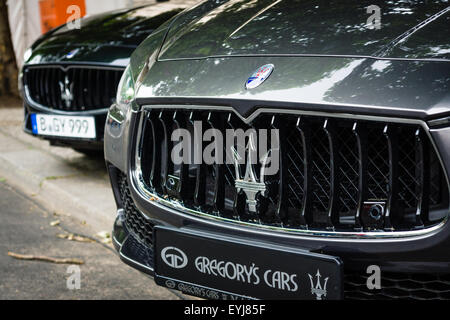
top-left (106, 0), bottom-right (450, 300)
top-left (20, 4), bottom-right (185, 152)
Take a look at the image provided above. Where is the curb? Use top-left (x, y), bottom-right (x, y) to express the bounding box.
top-left (0, 127), bottom-right (115, 233)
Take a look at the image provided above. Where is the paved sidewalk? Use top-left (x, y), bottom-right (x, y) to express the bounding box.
top-left (0, 104), bottom-right (115, 234)
top-left (0, 181), bottom-right (180, 299)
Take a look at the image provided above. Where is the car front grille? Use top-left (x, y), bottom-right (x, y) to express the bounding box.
top-left (345, 272), bottom-right (450, 300)
top-left (136, 108), bottom-right (449, 235)
top-left (118, 171), bottom-right (154, 248)
top-left (23, 65), bottom-right (124, 112)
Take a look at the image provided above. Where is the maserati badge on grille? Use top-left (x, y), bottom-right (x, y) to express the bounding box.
top-left (59, 74), bottom-right (74, 108)
top-left (231, 134), bottom-right (267, 213)
top-left (245, 64), bottom-right (274, 90)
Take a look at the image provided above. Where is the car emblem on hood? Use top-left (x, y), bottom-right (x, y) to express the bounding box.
top-left (245, 64), bottom-right (274, 89)
top-left (66, 49), bottom-right (79, 59)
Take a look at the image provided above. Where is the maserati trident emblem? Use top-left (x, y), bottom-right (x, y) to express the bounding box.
top-left (232, 134), bottom-right (267, 213)
top-left (308, 269), bottom-right (329, 300)
top-left (66, 48), bottom-right (79, 59)
top-left (59, 74), bottom-right (74, 108)
top-left (245, 64), bottom-right (274, 89)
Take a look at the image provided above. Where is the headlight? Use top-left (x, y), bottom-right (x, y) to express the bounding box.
top-left (23, 48), bottom-right (32, 63)
top-left (116, 65), bottom-right (135, 106)
top-left (18, 71), bottom-right (24, 98)
top-left (108, 65), bottom-right (135, 126)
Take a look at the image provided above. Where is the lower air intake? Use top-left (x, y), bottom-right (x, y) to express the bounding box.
top-left (118, 172), bottom-right (154, 247)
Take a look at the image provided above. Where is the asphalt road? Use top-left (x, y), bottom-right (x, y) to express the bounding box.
top-left (0, 180), bottom-right (181, 300)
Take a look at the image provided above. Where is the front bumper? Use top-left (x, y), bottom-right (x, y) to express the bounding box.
top-left (109, 165), bottom-right (450, 300)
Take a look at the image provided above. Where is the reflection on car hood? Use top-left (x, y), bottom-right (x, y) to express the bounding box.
top-left (158, 0), bottom-right (450, 60)
top-left (38, 5), bottom-right (184, 48)
top-left (27, 4), bottom-right (185, 66)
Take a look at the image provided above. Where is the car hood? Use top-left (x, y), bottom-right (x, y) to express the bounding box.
top-left (26, 4), bottom-right (185, 66)
top-left (136, 56), bottom-right (450, 120)
top-left (158, 0), bottom-right (450, 61)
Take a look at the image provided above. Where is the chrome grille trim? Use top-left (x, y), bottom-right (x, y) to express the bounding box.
top-left (131, 105), bottom-right (450, 240)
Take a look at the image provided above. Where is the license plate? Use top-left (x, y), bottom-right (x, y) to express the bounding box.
top-left (31, 114), bottom-right (96, 139)
top-left (154, 226), bottom-right (343, 300)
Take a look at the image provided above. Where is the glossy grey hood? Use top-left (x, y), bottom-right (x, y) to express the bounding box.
top-left (158, 0), bottom-right (450, 61)
top-left (136, 56), bottom-right (450, 120)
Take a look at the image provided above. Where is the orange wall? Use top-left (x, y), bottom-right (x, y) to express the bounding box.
top-left (39, 0), bottom-right (86, 34)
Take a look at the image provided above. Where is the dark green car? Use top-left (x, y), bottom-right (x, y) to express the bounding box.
top-left (106, 0), bottom-right (450, 300)
top-left (20, 3), bottom-right (186, 152)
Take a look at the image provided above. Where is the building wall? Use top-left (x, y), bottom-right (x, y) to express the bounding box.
top-left (7, 0), bottom-right (41, 68)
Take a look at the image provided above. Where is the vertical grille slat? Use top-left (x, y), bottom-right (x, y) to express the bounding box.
top-left (265, 115), bottom-right (284, 227)
top-left (202, 112), bottom-right (220, 212)
top-left (79, 68), bottom-right (86, 110)
top-left (51, 68), bottom-right (57, 108)
top-left (311, 120), bottom-right (332, 226)
top-left (167, 111), bottom-right (190, 200)
top-left (284, 118), bottom-right (305, 225)
top-left (95, 69), bottom-right (102, 108)
top-left (104, 70), bottom-right (111, 108)
top-left (191, 112), bottom-right (206, 207)
top-left (57, 69), bottom-right (64, 109)
top-left (336, 124), bottom-right (359, 226)
top-left (384, 125), bottom-right (400, 230)
top-left (33, 68), bottom-right (40, 104)
top-left (296, 117), bottom-right (313, 228)
top-left (43, 68), bottom-right (50, 107)
top-left (414, 128), bottom-right (430, 227)
top-left (34, 68), bottom-right (41, 104)
top-left (86, 69), bottom-right (94, 109)
top-left (139, 112), bottom-right (153, 188)
top-left (149, 112), bottom-right (163, 193)
top-left (67, 69), bottom-right (74, 110)
top-left (324, 119), bottom-right (340, 230)
top-left (352, 122), bottom-right (367, 231)
top-left (158, 111), bottom-right (172, 195)
top-left (24, 66), bottom-right (124, 112)
top-left (73, 68), bottom-right (83, 110)
top-left (208, 112), bottom-right (226, 214)
top-left (137, 109), bottom-right (449, 235)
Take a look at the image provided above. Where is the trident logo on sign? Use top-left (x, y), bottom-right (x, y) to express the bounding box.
top-left (308, 269), bottom-right (329, 300)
